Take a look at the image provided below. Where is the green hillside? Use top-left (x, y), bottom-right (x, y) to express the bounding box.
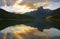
top-left (46, 8), bottom-right (60, 30)
top-left (0, 8), bottom-right (35, 30)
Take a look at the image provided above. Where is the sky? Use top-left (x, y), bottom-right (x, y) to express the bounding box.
top-left (0, 0), bottom-right (60, 13)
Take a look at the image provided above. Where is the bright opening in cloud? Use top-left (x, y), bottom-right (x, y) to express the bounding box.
top-left (13, 0), bottom-right (34, 13)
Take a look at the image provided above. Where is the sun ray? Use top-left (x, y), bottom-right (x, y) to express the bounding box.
top-left (3, 0), bottom-right (7, 7)
top-left (45, 0), bottom-right (49, 4)
top-left (10, 0), bottom-right (12, 5)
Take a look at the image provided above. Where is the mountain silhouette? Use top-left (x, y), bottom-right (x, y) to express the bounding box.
top-left (25, 6), bottom-right (52, 18)
top-left (0, 8), bottom-right (35, 30)
top-left (24, 6), bottom-right (53, 31)
top-left (0, 8), bottom-right (34, 19)
top-left (0, 6), bottom-right (60, 32)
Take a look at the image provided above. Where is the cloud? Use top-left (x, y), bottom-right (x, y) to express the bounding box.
top-left (19, 0), bottom-right (44, 9)
top-left (0, 0), bottom-right (4, 6)
top-left (16, 0), bottom-right (60, 9)
top-left (0, 0), bottom-right (60, 10)
top-left (0, 0), bottom-right (60, 6)
top-left (50, 0), bottom-right (60, 2)
top-left (0, 0), bottom-right (17, 6)
top-left (16, 0), bottom-right (50, 9)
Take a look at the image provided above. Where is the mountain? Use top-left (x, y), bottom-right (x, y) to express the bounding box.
top-left (0, 8), bottom-right (34, 19)
top-left (24, 6), bottom-right (53, 31)
top-left (48, 8), bottom-right (60, 30)
top-left (0, 6), bottom-right (60, 32)
top-left (0, 8), bottom-right (35, 30)
top-left (25, 6), bottom-right (52, 18)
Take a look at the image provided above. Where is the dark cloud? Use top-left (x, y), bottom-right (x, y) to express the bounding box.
top-left (0, 0), bottom-right (60, 6)
top-left (0, 0), bottom-right (4, 6)
top-left (50, 0), bottom-right (60, 2)
top-left (0, 0), bottom-right (17, 6)
top-left (0, 0), bottom-right (60, 9)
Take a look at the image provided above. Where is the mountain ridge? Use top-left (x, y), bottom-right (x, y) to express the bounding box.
top-left (24, 6), bottom-right (53, 31)
top-left (0, 8), bottom-right (35, 30)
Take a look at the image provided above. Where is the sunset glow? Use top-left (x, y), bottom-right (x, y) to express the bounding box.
top-left (13, 0), bottom-right (34, 13)
top-left (13, 4), bottom-right (34, 14)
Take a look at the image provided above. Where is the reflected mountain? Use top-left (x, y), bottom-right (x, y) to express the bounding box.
top-left (0, 8), bottom-right (35, 30)
top-left (47, 8), bottom-right (60, 30)
top-left (0, 6), bottom-right (60, 32)
top-left (24, 6), bottom-right (60, 31)
top-left (24, 6), bottom-right (53, 31)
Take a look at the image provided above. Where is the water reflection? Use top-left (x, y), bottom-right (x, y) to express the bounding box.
top-left (0, 20), bottom-right (60, 39)
top-left (0, 24), bottom-right (60, 39)
top-left (0, 20), bottom-right (32, 30)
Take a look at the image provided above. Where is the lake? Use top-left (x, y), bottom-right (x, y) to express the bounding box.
top-left (0, 20), bottom-right (60, 39)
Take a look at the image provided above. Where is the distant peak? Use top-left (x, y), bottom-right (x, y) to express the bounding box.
top-left (37, 6), bottom-right (44, 11)
top-left (38, 6), bottom-right (43, 9)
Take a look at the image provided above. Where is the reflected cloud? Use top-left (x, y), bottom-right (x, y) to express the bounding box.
top-left (0, 24), bottom-right (60, 39)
